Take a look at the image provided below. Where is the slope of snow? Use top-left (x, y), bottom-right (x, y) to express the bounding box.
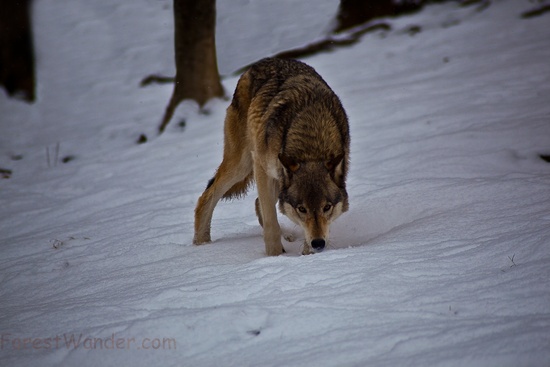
top-left (1, 0), bottom-right (549, 366)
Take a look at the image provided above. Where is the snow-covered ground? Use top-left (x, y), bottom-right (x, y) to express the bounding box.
top-left (1, 0), bottom-right (550, 366)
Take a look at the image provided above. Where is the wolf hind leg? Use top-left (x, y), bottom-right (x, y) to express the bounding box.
top-left (193, 153), bottom-right (253, 244)
top-left (193, 103), bottom-right (252, 244)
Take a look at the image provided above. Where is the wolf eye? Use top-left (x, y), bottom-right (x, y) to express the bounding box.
top-left (323, 204), bottom-right (332, 212)
top-left (297, 205), bottom-right (307, 214)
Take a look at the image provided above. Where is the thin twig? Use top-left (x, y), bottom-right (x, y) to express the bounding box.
top-left (508, 254), bottom-right (516, 268)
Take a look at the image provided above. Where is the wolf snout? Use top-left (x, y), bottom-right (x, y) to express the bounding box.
top-left (311, 238), bottom-right (325, 252)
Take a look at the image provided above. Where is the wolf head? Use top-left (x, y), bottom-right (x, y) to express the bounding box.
top-left (278, 153), bottom-right (348, 253)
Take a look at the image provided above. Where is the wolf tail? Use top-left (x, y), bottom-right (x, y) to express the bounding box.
top-left (221, 172), bottom-right (254, 200)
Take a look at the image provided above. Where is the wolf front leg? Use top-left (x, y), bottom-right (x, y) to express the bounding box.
top-left (254, 163), bottom-right (284, 256)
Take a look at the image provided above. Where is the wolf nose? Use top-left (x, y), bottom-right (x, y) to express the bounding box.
top-left (311, 239), bottom-right (325, 251)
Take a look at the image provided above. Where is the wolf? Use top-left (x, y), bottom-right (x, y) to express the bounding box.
top-left (193, 58), bottom-right (350, 256)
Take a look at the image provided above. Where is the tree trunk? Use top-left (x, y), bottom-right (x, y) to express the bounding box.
top-left (0, 0), bottom-right (35, 102)
top-left (159, 0), bottom-right (224, 134)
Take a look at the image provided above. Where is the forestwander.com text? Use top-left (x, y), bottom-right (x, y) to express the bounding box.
top-left (1, 333), bottom-right (176, 351)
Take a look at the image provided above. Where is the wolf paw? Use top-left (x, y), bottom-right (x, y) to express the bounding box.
top-left (283, 233), bottom-right (296, 242)
top-left (301, 242), bottom-right (313, 255)
top-left (266, 245), bottom-right (285, 256)
top-left (193, 233), bottom-right (211, 245)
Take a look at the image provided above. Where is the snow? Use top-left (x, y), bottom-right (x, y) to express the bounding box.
top-left (1, 0), bottom-right (550, 366)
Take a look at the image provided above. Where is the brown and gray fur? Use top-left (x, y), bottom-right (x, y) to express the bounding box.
top-left (193, 58), bottom-right (349, 256)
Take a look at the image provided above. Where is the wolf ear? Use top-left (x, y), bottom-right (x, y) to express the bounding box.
top-left (326, 153), bottom-right (345, 187)
top-left (325, 154), bottom-right (344, 173)
top-left (279, 153), bottom-right (300, 173)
